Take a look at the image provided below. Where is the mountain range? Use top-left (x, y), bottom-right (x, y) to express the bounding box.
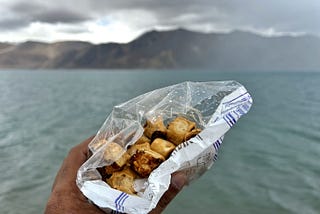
top-left (0, 29), bottom-right (319, 70)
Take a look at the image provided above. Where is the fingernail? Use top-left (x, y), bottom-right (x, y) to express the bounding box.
top-left (171, 173), bottom-right (187, 190)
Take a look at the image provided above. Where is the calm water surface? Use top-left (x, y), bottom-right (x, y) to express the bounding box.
top-left (0, 70), bottom-right (319, 214)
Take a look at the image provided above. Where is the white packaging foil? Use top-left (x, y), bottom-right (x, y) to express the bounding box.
top-left (77, 81), bottom-right (253, 214)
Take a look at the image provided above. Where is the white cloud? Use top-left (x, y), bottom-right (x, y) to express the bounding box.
top-left (0, 0), bottom-right (319, 43)
top-left (84, 19), bottom-right (139, 44)
top-left (0, 22), bottom-right (140, 44)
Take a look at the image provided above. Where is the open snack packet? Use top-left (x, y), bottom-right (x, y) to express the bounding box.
top-left (77, 81), bottom-right (253, 214)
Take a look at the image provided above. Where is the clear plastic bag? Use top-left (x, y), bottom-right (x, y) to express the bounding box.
top-left (77, 81), bottom-right (253, 214)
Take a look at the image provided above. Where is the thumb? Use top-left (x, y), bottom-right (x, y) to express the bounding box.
top-left (150, 172), bottom-right (188, 214)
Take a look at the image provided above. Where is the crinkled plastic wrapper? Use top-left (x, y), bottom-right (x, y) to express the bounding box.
top-left (77, 81), bottom-right (253, 214)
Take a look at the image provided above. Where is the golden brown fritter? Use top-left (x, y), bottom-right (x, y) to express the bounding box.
top-left (106, 168), bottom-right (138, 195)
top-left (143, 116), bottom-right (167, 140)
top-left (127, 142), bottom-right (151, 156)
top-left (135, 135), bottom-right (151, 145)
top-left (150, 138), bottom-right (176, 159)
top-left (167, 117), bottom-right (196, 145)
top-left (131, 150), bottom-right (165, 178)
top-left (103, 142), bottom-right (130, 174)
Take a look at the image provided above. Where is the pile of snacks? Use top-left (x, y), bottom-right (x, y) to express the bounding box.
top-left (97, 116), bottom-right (201, 195)
top-left (77, 81), bottom-right (253, 214)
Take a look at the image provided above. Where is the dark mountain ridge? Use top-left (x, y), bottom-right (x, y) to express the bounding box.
top-left (0, 29), bottom-right (319, 70)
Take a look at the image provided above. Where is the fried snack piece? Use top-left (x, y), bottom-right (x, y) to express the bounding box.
top-left (103, 142), bottom-right (130, 174)
top-left (105, 163), bottom-right (123, 175)
top-left (143, 116), bottom-right (167, 140)
top-left (90, 139), bottom-right (107, 153)
top-left (150, 138), bottom-right (176, 159)
top-left (135, 135), bottom-right (151, 145)
top-left (127, 142), bottom-right (151, 156)
top-left (167, 116), bottom-right (196, 145)
top-left (107, 167), bottom-right (137, 195)
top-left (185, 128), bottom-right (202, 141)
top-left (131, 150), bottom-right (165, 178)
top-left (103, 142), bottom-right (124, 162)
top-left (97, 166), bottom-right (111, 181)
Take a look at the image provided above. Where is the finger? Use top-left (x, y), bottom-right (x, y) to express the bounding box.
top-left (67, 135), bottom-right (95, 165)
top-left (52, 136), bottom-right (95, 190)
top-left (150, 172), bottom-right (187, 214)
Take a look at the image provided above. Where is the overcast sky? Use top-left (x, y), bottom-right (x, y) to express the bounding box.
top-left (0, 0), bottom-right (319, 44)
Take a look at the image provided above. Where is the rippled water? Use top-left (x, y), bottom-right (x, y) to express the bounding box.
top-left (0, 70), bottom-right (319, 214)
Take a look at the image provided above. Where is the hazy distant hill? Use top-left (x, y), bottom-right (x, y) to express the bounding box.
top-left (0, 29), bottom-right (319, 70)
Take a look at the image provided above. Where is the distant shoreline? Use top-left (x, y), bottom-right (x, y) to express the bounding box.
top-left (0, 29), bottom-right (320, 70)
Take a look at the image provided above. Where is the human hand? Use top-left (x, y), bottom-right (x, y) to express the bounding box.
top-left (45, 136), bottom-right (187, 214)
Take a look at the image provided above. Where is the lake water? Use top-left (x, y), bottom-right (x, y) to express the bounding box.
top-left (0, 70), bottom-right (319, 214)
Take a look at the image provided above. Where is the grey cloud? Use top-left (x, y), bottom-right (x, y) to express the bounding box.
top-left (208, 0), bottom-right (320, 34)
top-left (85, 0), bottom-right (320, 35)
top-left (81, 0), bottom-right (227, 30)
top-left (2, 1), bottom-right (92, 29)
top-left (34, 9), bottom-right (91, 24)
top-left (10, 1), bottom-right (45, 14)
top-left (1, 0), bottom-right (320, 36)
top-left (0, 1), bottom-right (39, 30)
top-left (0, 18), bottom-right (29, 30)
